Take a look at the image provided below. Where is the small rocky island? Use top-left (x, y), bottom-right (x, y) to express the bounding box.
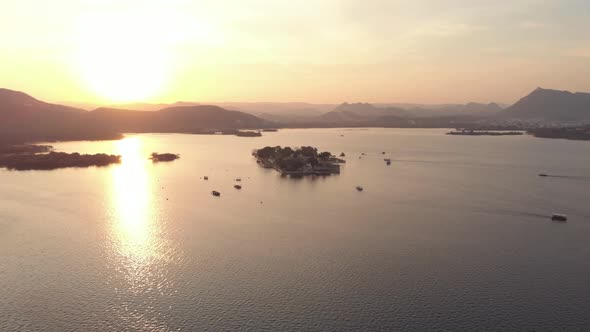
top-left (447, 130), bottom-right (524, 136)
top-left (528, 126), bottom-right (590, 140)
top-left (253, 146), bottom-right (345, 176)
top-left (150, 152), bottom-right (180, 162)
top-left (236, 131), bottom-right (262, 137)
top-left (0, 144), bottom-right (121, 170)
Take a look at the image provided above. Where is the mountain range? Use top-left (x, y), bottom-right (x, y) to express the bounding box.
top-left (2, 87), bottom-right (590, 143)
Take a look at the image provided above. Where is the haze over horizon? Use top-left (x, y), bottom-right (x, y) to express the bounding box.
top-left (2, 0), bottom-right (590, 105)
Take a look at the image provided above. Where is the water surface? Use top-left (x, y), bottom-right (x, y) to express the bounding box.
top-left (1, 129), bottom-right (590, 331)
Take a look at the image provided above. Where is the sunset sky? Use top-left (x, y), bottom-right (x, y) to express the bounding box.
top-left (1, 0), bottom-right (589, 104)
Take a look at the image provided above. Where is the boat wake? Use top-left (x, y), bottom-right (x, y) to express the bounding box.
top-left (539, 174), bottom-right (590, 181)
top-left (474, 208), bottom-right (549, 220)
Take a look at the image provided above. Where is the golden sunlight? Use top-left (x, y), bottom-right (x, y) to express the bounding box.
top-left (76, 15), bottom-right (172, 102)
top-left (111, 137), bottom-right (152, 254)
top-left (109, 137), bottom-right (162, 290)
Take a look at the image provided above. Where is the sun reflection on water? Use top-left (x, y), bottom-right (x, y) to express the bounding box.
top-left (109, 137), bottom-right (165, 292)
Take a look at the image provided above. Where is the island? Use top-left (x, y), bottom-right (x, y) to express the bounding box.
top-left (0, 145), bottom-right (121, 170)
top-left (236, 130), bottom-right (262, 137)
top-left (527, 127), bottom-right (590, 141)
top-left (253, 146), bottom-right (344, 176)
top-left (446, 130), bottom-right (524, 136)
top-left (150, 152), bottom-right (180, 162)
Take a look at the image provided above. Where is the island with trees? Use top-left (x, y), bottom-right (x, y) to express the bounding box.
top-left (446, 130), bottom-right (524, 136)
top-left (150, 152), bottom-right (180, 162)
top-left (253, 146), bottom-right (345, 176)
top-left (527, 126), bottom-right (590, 141)
top-left (0, 144), bottom-right (121, 170)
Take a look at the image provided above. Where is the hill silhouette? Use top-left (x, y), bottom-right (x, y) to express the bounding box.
top-left (0, 89), bottom-right (269, 143)
top-left (415, 102), bottom-right (502, 117)
top-left (318, 102), bottom-right (411, 123)
top-left (83, 106), bottom-right (266, 133)
top-left (0, 88), bottom-right (84, 118)
top-left (501, 88), bottom-right (590, 121)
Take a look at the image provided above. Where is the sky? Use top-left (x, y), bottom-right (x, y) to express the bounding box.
top-left (1, 0), bottom-right (590, 104)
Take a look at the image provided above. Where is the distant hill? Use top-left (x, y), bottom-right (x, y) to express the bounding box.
top-left (0, 89), bottom-right (269, 143)
top-left (501, 88), bottom-right (590, 121)
top-left (0, 88), bottom-right (84, 117)
top-left (315, 101), bottom-right (501, 125)
top-left (257, 109), bottom-right (324, 123)
top-left (318, 103), bottom-right (411, 123)
top-left (85, 105), bottom-right (264, 131)
top-left (386, 102), bottom-right (502, 118)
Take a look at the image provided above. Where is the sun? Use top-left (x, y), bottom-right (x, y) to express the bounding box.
top-left (76, 15), bottom-right (172, 103)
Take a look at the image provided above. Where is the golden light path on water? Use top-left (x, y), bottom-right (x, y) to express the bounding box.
top-left (108, 137), bottom-right (171, 296)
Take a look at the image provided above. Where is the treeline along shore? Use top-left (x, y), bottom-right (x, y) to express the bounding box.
top-left (0, 144), bottom-right (121, 170)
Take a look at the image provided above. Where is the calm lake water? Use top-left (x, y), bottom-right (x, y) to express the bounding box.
top-left (1, 128), bottom-right (590, 331)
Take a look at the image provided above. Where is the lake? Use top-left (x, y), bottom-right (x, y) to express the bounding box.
top-left (1, 128), bottom-right (590, 331)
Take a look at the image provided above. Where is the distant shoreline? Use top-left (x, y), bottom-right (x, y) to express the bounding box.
top-left (4, 126), bottom-right (590, 147)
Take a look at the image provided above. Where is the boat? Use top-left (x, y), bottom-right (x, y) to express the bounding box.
top-left (204, 176), bottom-right (209, 180)
top-left (235, 178), bottom-right (242, 182)
top-left (551, 214), bottom-right (567, 222)
top-left (356, 186), bottom-right (364, 192)
top-left (211, 190), bottom-right (221, 196)
top-left (234, 185), bottom-right (242, 189)
top-left (539, 173), bottom-right (548, 177)
top-left (340, 152), bottom-right (346, 157)
top-left (386, 160), bottom-right (391, 165)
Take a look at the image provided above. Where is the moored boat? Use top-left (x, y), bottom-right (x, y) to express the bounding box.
top-left (211, 190), bottom-right (220, 196)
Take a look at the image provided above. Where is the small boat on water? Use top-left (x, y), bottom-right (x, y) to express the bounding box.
top-left (386, 161), bottom-right (391, 165)
top-left (356, 186), bottom-right (364, 192)
top-left (539, 173), bottom-right (548, 177)
top-left (235, 178), bottom-right (242, 182)
top-left (551, 213), bottom-right (567, 222)
top-left (340, 152), bottom-right (346, 157)
top-left (211, 190), bottom-right (221, 196)
top-left (204, 176), bottom-right (209, 180)
top-left (234, 185), bottom-right (242, 190)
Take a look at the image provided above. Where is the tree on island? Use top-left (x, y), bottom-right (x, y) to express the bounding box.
top-left (318, 151), bottom-right (332, 160)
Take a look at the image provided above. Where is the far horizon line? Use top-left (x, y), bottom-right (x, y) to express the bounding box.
top-left (54, 86), bottom-right (588, 109)
top-left (4, 86), bottom-right (588, 109)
